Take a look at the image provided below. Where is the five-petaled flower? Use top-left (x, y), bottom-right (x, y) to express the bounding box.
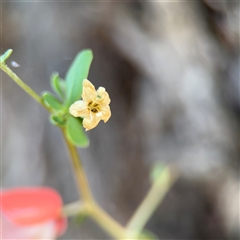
top-left (69, 79), bottom-right (111, 131)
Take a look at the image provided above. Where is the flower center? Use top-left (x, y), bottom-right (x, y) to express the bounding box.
top-left (88, 101), bottom-right (99, 113)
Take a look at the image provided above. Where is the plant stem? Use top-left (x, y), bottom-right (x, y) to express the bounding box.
top-left (126, 166), bottom-right (178, 238)
top-left (90, 202), bottom-right (127, 239)
top-left (1, 49), bottom-right (178, 240)
top-left (0, 54), bottom-right (128, 238)
top-left (61, 128), bottom-right (128, 239)
top-left (62, 201), bottom-right (87, 217)
top-left (62, 200), bottom-right (128, 239)
top-left (0, 62), bottom-right (46, 108)
top-left (61, 128), bottom-right (93, 202)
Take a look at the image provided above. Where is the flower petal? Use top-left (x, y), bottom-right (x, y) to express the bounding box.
top-left (99, 105), bottom-right (111, 122)
top-left (82, 79), bottom-right (97, 103)
top-left (69, 100), bottom-right (89, 118)
top-left (96, 87), bottom-right (111, 105)
top-left (83, 112), bottom-right (101, 131)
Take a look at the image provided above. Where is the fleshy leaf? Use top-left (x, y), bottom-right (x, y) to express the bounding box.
top-left (42, 92), bottom-right (64, 111)
top-left (50, 115), bottom-right (66, 126)
top-left (65, 50), bottom-right (93, 107)
top-left (66, 116), bottom-right (89, 147)
top-left (50, 72), bottom-right (66, 99)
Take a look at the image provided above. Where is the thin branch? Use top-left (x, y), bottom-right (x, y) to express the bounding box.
top-left (61, 128), bottom-right (93, 202)
top-left (0, 62), bottom-right (45, 107)
top-left (126, 165), bottom-right (178, 238)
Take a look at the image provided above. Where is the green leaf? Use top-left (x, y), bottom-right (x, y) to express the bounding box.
top-left (49, 114), bottom-right (66, 126)
top-left (42, 92), bottom-right (64, 111)
top-left (0, 49), bottom-right (13, 63)
top-left (65, 49), bottom-right (93, 107)
top-left (66, 116), bottom-right (89, 147)
top-left (50, 72), bottom-right (66, 99)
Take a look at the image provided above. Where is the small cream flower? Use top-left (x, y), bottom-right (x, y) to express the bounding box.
top-left (69, 79), bottom-right (111, 131)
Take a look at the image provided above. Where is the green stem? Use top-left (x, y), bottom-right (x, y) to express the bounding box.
top-left (89, 202), bottom-right (127, 239)
top-left (62, 201), bottom-right (87, 217)
top-left (0, 55), bottom-right (127, 238)
top-left (62, 200), bottom-right (127, 239)
top-left (61, 128), bottom-right (128, 239)
top-left (62, 116), bottom-right (128, 239)
top-left (126, 166), bottom-right (178, 238)
top-left (0, 61), bottom-right (45, 108)
top-left (61, 128), bottom-right (93, 202)
top-left (1, 49), bottom-right (178, 240)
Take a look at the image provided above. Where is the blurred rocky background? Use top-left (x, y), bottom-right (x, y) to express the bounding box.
top-left (1, 1), bottom-right (239, 239)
